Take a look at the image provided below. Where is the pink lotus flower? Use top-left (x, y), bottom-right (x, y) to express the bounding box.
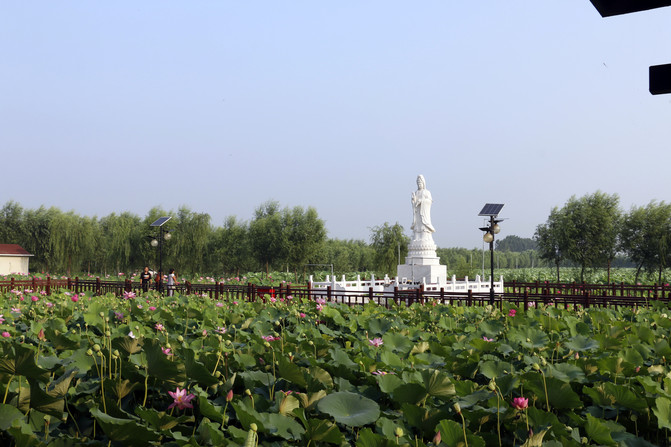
top-left (216, 327), bottom-right (227, 334)
top-left (262, 335), bottom-right (280, 342)
top-left (512, 397), bottom-right (529, 410)
top-left (46, 302), bottom-right (53, 308)
top-left (372, 370), bottom-right (395, 375)
top-left (202, 329), bottom-right (208, 337)
top-left (123, 291), bottom-right (136, 300)
top-left (216, 302), bottom-right (224, 308)
top-left (369, 338), bottom-right (384, 347)
top-left (0, 315), bottom-right (4, 324)
top-left (299, 312), bottom-right (306, 318)
top-left (149, 306), bottom-right (157, 311)
top-left (31, 296), bottom-right (39, 302)
top-left (483, 336), bottom-right (494, 342)
top-left (168, 387), bottom-right (195, 410)
top-left (71, 295), bottom-right (79, 303)
top-left (1, 332), bottom-right (10, 338)
top-left (155, 323), bottom-right (165, 331)
top-left (162, 347), bottom-right (172, 356)
top-left (508, 309), bottom-right (517, 317)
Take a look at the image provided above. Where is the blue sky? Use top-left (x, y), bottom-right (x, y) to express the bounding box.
top-left (2, 1), bottom-right (671, 248)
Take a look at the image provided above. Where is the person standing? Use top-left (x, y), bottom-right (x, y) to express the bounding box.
top-left (140, 267), bottom-right (152, 293)
top-left (167, 268), bottom-right (179, 296)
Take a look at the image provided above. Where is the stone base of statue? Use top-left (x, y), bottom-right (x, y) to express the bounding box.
top-left (397, 233), bottom-right (447, 285)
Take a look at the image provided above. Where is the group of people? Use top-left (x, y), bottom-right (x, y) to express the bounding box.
top-left (139, 266), bottom-right (179, 296)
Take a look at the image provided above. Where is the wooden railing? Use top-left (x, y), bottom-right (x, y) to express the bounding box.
top-left (1, 277), bottom-right (670, 309)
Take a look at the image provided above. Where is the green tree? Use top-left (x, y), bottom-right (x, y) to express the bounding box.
top-left (170, 207), bottom-right (212, 275)
top-left (248, 201), bottom-right (288, 274)
top-left (534, 207), bottom-right (565, 282)
top-left (284, 206), bottom-right (326, 272)
top-left (496, 235), bottom-right (537, 252)
top-left (547, 192), bottom-right (621, 282)
top-left (620, 201), bottom-right (671, 283)
top-left (370, 222), bottom-right (409, 275)
top-left (208, 216), bottom-right (252, 275)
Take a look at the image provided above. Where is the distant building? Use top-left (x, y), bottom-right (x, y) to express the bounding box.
top-left (0, 244), bottom-right (33, 275)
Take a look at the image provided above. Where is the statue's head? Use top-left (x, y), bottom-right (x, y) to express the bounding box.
top-left (417, 175), bottom-right (426, 189)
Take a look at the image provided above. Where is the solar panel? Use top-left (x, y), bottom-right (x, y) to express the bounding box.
top-left (478, 204), bottom-right (504, 217)
top-left (150, 216), bottom-right (172, 227)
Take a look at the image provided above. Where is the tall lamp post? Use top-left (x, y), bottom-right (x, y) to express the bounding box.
top-left (150, 216), bottom-right (172, 292)
top-left (478, 204), bottom-right (504, 305)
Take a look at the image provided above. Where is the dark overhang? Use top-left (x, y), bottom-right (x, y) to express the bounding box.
top-left (589, 0), bottom-right (671, 17)
top-left (650, 63), bottom-right (671, 94)
top-left (588, 0), bottom-right (671, 94)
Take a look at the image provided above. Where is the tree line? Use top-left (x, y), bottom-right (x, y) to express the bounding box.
top-left (3, 192), bottom-right (666, 281)
top-left (534, 191), bottom-right (671, 283)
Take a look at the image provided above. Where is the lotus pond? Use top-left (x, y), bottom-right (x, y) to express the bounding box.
top-left (2, 289), bottom-right (671, 446)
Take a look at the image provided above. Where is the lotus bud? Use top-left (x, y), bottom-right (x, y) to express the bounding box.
top-left (433, 431), bottom-right (441, 444)
top-left (226, 340), bottom-right (232, 346)
top-left (226, 389), bottom-right (234, 402)
top-left (308, 341), bottom-right (314, 346)
top-left (97, 351), bottom-right (103, 357)
top-left (394, 427), bottom-right (404, 438)
top-left (93, 344), bottom-right (101, 352)
top-left (274, 320), bottom-right (280, 326)
top-left (113, 350), bottom-right (120, 357)
top-left (105, 331), bottom-right (111, 337)
top-left (177, 335), bottom-right (184, 342)
top-left (250, 423), bottom-right (257, 432)
top-left (264, 342), bottom-right (271, 348)
top-left (488, 381), bottom-right (496, 391)
top-left (99, 312), bottom-right (105, 317)
top-left (245, 389), bottom-right (252, 396)
top-left (86, 349), bottom-right (93, 356)
top-left (105, 317), bottom-right (110, 323)
top-left (453, 402), bottom-right (461, 414)
top-left (541, 357), bottom-right (547, 366)
top-left (532, 363), bottom-right (540, 371)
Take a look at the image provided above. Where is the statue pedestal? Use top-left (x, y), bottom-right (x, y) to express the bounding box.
top-left (397, 237), bottom-right (447, 285)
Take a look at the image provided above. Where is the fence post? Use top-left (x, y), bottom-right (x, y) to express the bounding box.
top-left (75, 277), bottom-right (80, 294)
top-left (584, 291), bottom-right (590, 309)
top-left (467, 289), bottom-right (473, 307)
top-left (46, 276), bottom-right (51, 296)
top-left (96, 277), bottom-right (101, 296)
top-left (32, 276), bottom-right (36, 291)
top-left (394, 286), bottom-right (399, 306)
top-left (307, 280), bottom-right (312, 301)
top-left (369, 287), bottom-right (374, 305)
top-left (440, 287), bottom-right (445, 305)
top-left (286, 285), bottom-right (292, 301)
top-left (327, 286), bottom-right (332, 302)
top-left (186, 281), bottom-right (192, 295)
top-left (524, 289), bottom-right (528, 312)
top-left (215, 282), bottom-right (220, 301)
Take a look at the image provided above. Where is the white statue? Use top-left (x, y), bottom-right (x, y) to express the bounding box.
top-left (410, 174), bottom-right (435, 239)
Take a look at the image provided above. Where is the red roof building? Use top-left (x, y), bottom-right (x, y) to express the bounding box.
top-left (0, 244), bottom-right (33, 275)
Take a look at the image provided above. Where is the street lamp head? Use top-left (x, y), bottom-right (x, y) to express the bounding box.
top-left (164, 232), bottom-right (172, 241)
top-left (151, 239), bottom-right (158, 247)
top-left (492, 223), bottom-right (501, 234)
top-left (483, 232), bottom-right (494, 243)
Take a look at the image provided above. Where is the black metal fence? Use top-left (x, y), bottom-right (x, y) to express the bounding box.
top-left (2, 277), bottom-right (670, 310)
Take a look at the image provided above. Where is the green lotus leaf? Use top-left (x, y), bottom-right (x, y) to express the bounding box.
top-left (546, 363), bottom-right (586, 383)
top-left (181, 347), bottom-right (218, 387)
top-left (317, 391), bottom-right (380, 427)
top-left (585, 414), bottom-right (617, 446)
top-left (377, 374), bottom-right (403, 394)
top-left (0, 403), bottom-right (25, 431)
top-left (278, 355), bottom-right (307, 388)
top-left (653, 396), bottom-right (671, 430)
top-left (90, 407), bottom-right (161, 446)
top-left (0, 343), bottom-right (50, 381)
top-left (564, 335), bottom-right (599, 352)
top-left (479, 360), bottom-right (513, 379)
top-left (382, 333), bottom-right (413, 354)
top-left (198, 418), bottom-right (226, 445)
top-left (144, 339), bottom-right (187, 386)
top-left (436, 419), bottom-right (486, 447)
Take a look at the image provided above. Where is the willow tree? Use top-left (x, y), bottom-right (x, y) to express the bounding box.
top-left (169, 207), bottom-right (212, 275)
top-left (49, 211), bottom-right (97, 275)
top-left (620, 201), bottom-right (671, 283)
top-left (370, 222), bottom-right (409, 275)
